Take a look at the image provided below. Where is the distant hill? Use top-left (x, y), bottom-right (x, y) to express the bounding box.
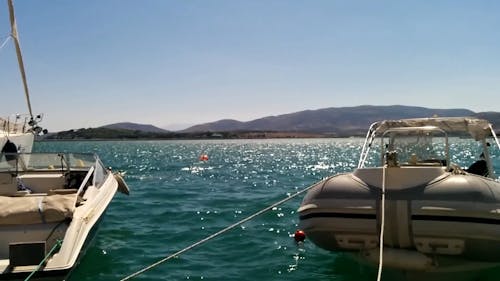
top-left (185, 119), bottom-right (245, 132)
top-left (474, 112), bottom-right (500, 129)
top-left (42, 127), bottom-right (300, 140)
top-left (43, 106), bottom-right (500, 140)
top-left (43, 127), bottom-right (171, 140)
top-left (101, 122), bottom-right (169, 133)
top-left (182, 105), bottom-right (479, 135)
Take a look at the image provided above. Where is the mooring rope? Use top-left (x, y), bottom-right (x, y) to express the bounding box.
top-left (120, 181), bottom-right (320, 281)
top-left (376, 165), bottom-right (387, 281)
top-left (24, 239), bottom-right (62, 281)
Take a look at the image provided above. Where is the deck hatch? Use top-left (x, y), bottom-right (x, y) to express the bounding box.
top-left (9, 241), bottom-right (46, 266)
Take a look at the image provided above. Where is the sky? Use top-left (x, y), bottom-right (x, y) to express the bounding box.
top-left (1, 0), bottom-right (499, 132)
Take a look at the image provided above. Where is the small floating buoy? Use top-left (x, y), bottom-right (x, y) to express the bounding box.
top-left (199, 154), bottom-right (209, 161)
top-left (294, 230), bottom-right (306, 243)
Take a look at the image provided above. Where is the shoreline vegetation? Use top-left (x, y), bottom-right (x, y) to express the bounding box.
top-left (39, 128), bottom-right (500, 141)
top-left (40, 128), bottom-right (343, 141)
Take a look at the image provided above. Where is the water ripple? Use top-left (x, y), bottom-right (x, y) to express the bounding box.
top-left (33, 138), bottom-right (500, 281)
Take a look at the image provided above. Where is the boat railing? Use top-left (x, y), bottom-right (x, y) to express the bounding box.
top-left (489, 124), bottom-right (500, 153)
top-left (76, 165), bottom-right (95, 197)
top-left (0, 114), bottom-right (44, 135)
top-left (359, 119), bottom-right (500, 179)
top-left (358, 122), bottom-right (379, 168)
top-left (0, 115), bottom-right (29, 134)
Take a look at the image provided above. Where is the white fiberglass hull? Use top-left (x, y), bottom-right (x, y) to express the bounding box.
top-left (0, 153), bottom-right (127, 280)
top-left (0, 133), bottom-right (34, 154)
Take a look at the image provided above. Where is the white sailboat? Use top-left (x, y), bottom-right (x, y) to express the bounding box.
top-left (1, 115), bottom-right (36, 157)
top-left (1, 1), bottom-right (129, 280)
top-left (1, 0), bottom-right (43, 156)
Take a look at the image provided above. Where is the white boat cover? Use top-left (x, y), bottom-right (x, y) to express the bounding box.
top-left (0, 194), bottom-right (76, 225)
top-left (372, 117), bottom-right (493, 140)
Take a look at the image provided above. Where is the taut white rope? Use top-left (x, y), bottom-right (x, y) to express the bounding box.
top-left (376, 165), bottom-right (387, 281)
top-left (120, 182), bottom-right (319, 280)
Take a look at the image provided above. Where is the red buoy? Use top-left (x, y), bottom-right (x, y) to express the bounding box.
top-left (294, 230), bottom-right (306, 243)
top-left (199, 154), bottom-right (209, 161)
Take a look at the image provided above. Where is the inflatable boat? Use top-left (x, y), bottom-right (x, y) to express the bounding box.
top-left (299, 117), bottom-right (500, 275)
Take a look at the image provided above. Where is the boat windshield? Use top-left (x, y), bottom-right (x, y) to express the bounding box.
top-left (380, 126), bottom-right (449, 167)
top-left (0, 152), bottom-right (97, 173)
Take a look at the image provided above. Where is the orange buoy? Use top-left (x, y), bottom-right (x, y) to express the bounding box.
top-left (294, 230), bottom-right (306, 243)
top-left (199, 154), bottom-right (209, 161)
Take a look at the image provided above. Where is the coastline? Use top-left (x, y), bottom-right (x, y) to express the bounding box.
top-left (37, 131), bottom-right (344, 141)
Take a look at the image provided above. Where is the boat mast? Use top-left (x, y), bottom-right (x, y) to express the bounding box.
top-left (7, 0), bottom-right (34, 120)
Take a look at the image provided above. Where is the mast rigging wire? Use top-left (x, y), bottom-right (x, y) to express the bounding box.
top-left (0, 35), bottom-right (11, 51)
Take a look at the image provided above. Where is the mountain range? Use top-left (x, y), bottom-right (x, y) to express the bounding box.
top-left (179, 105), bottom-right (500, 135)
top-left (51, 105), bottom-right (499, 139)
top-left (102, 122), bottom-right (169, 133)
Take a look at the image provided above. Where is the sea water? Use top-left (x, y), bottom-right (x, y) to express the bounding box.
top-left (34, 139), bottom-right (500, 281)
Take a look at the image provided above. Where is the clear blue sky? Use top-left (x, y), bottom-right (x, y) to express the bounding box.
top-left (2, 0), bottom-right (499, 131)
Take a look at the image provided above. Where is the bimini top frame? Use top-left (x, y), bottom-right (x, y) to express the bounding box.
top-left (357, 117), bottom-right (500, 177)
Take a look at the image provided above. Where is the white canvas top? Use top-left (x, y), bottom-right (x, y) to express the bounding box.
top-left (371, 117), bottom-right (494, 140)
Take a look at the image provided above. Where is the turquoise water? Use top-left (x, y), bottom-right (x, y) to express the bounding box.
top-left (33, 139), bottom-right (500, 281)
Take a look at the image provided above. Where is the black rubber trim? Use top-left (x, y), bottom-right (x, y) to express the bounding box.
top-left (300, 212), bottom-right (376, 220)
top-left (412, 214), bottom-right (500, 225)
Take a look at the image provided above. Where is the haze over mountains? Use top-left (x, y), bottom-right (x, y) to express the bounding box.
top-left (180, 105), bottom-right (499, 135)
top-left (101, 105), bottom-right (500, 136)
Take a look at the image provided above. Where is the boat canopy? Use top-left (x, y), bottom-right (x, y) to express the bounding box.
top-left (370, 117), bottom-right (494, 141)
top-left (358, 117), bottom-right (500, 170)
